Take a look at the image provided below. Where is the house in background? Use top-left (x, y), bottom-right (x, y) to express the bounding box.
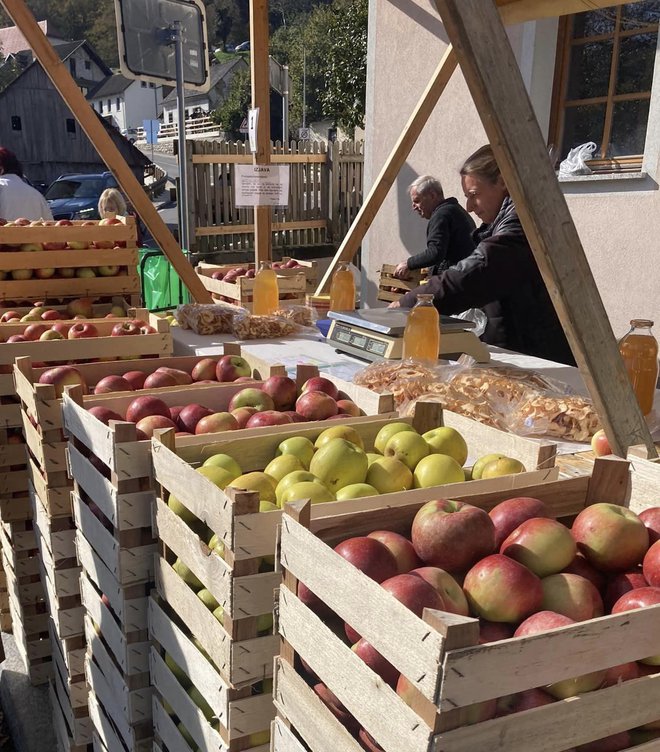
top-left (362, 0), bottom-right (660, 336)
top-left (160, 57), bottom-right (248, 123)
top-left (88, 74), bottom-right (164, 135)
top-left (0, 19), bottom-right (66, 57)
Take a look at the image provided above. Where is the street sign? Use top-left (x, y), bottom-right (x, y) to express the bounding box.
top-left (114, 0), bottom-right (210, 91)
top-left (239, 118), bottom-right (249, 134)
top-left (298, 127), bottom-right (310, 140)
top-left (143, 119), bottom-right (160, 144)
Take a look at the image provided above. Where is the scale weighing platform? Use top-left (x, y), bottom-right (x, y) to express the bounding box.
top-left (327, 309), bottom-right (490, 363)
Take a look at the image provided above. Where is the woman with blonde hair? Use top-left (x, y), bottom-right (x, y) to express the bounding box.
top-left (98, 188), bottom-right (127, 219)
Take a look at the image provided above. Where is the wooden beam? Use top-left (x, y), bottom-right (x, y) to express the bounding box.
top-left (433, 0), bottom-right (656, 459)
top-left (314, 45), bottom-right (458, 295)
top-left (0, 0), bottom-right (212, 304)
top-left (497, 0), bottom-right (645, 26)
top-left (250, 0), bottom-right (272, 265)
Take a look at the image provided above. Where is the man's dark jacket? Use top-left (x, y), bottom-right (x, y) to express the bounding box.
top-left (407, 197), bottom-right (476, 275)
top-left (401, 197), bottom-right (575, 366)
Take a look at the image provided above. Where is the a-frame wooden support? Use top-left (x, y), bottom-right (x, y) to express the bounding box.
top-left (1, 0), bottom-right (212, 303)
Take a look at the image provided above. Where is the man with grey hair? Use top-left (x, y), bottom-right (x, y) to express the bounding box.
top-left (394, 174), bottom-right (475, 279)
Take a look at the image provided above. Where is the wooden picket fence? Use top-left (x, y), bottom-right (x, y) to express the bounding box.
top-left (186, 139), bottom-right (364, 254)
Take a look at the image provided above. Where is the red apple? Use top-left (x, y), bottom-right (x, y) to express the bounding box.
top-left (410, 567), bottom-right (469, 615)
top-left (334, 537), bottom-right (398, 584)
top-left (604, 569), bottom-right (648, 611)
top-left (336, 399), bottom-right (361, 417)
top-left (136, 415), bottom-right (178, 438)
top-left (177, 404), bottom-right (213, 433)
top-left (301, 376), bottom-right (339, 400)
top-left (380, 573), bottom-right (445, 617)
top-left (125, 396), bottom-right (171, 424)
top-left (143, 371), bottom-right (178, 389)
top-left (572, 503), bottom-right (649, 572)
top-left (41, 309), bottom-right (62, 321)
top-left (245, 411), bottom-right (292, 429)
top-left (216, 354), bottom-right (252, 382)
top-left (352, 638), bottom-right (399, 687)
top-left (500, 688), bottom-right (556, 715)
top-left (489, 496), bottom-right (551, 549)
top-left (88, 406), bottom-right (124, 425)
top-left (122, 370), bottom-right (147, 390)
top-left (50, 322), bottom-right (71, 337)
top-left (68, 323), bottom-right (98, 339)
top-left (540, 573), bottom-right (604, 621)
top-left (640, 508), bottom-right (660, 545)
top-left (231, 406), bottom-right (259, 429)
top-left (94, 375), bottom-right (134, 395)
top-left (367, 531), bottom-right (421, 574)
top-left (643, 540), bottom-right (660, 588)
top-left (6, 334), bottom-right (28, 343)
top-left (23, 323), bottom-right (49, 340)
top-left (39, 330), bottom-right (64, 341)
top-left (590, 429), bottom-right (612, 457)
top-left (562, 553), bottom-right (607, 593)
top-left (234, 376), bottom-right (256, 383)
top-left (191, 358), bottom-right (218, 382)
top-left (228, 388), bottom-right (275, 412)
top-left (261, 375), bottom-right (298, 411)
top-left (0, 311), bottom-right (20, 323)
top-left (112, 321), bottom-right (141, 336)
top-left (38, 365), bottom-right (86, 398)
top-left (66, 298), bottom-right (94, 317)
top-left (284, 410), bottom-right (307, 423)
top-left (514, 610), bottom-right (574, 637)
top-left (478, 619), bottom-right (514, 643)
top-left (194, 412), bottom-right (239, 435)
top-left (411, 499), bottom-right (495, 573)
top-left (500, 517), bottom-right (576, 577)
top-left (295, 391), bottom-right (338, 421)
top-left (312, 684), bottom-right (358, 733)
top-left (601, 661), bottom-right (641, 687)
top-left (612, 586), bottom-right (660, 615)
top-left (154, 367), bottom-right (192, 386)
top-left (463, 554), bottom-right (542, 623)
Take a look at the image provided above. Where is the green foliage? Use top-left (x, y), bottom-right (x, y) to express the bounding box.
top-left (0, 57), bottom-right (21, 93)
top-left (211, 68), bottom-right (251, 140)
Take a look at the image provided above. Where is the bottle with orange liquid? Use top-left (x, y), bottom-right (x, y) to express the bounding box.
top-left (618, 319), bottom-right (659, 416)
top-left (252, 261), bottom-right (279, 315)
top-left (329, 263), bottom-right (356, 311)
top-left (402, 294), bottom-right (440, 363)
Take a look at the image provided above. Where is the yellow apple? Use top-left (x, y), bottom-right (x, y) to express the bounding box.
top-left (336, 483), bottom-right (379, 500)
top-left (471, 453), bottom-right (506, 480)
top-left (197, 588), bottom-right (220, 611)
top-left (196, 464), bottom-right (235, 489)
top-left (366, 452), bottom-right (381, 466)
top-left (314, 424), bottom-right (365, 450)
top-left (276, 470), bottom-right (321, 505)
top-left (172, 559), bottom-right (203, 590)
top-left (279, 481), bottom-right (335, 506)
top-left (309, 438), bottom-right (368, 493)
top-left (481, 457), bottom-right (526, 479)
top-left (366, 457), bottom-right (413, 493)
top-left (202, 453), bottom-right (242, 480)
top-left (230, 472), bottom-right (277, 503)
top-left (413, 454), bottom-right (465, 488)
top-left (374, 422), bottom-right (417, 454)
top-left (276, 435), bottom-right (316, 469)
top-left (264, 454), bottom-right (304, 482)
top-left (384, 431), bottom-right (430, 471)
top-left (422, 427), bottom-right (468, 466)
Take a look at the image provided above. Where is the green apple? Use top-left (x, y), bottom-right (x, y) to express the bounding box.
top-left (481, 457), bottom-right (526, 478)
top-left (202, 453), bottom-right (242, 480)
top-left (213, 605), bottom-right (224, 622)
top-left (384, 431), bottom-right (430, 471)
top-left (276, 470), bottom-right (320, 505)
top-left (230, 472), bottom-right (277, 503)
top-left (471, 453), bottom-right (505, 480)
top-left (336, 483), bottom-right (379, 500)
top-left (259, 500), bottom-right (279, 512)
top-left (197, 464), bottom-right (234, 489)
top-left (165, 653), bottom-right (191, 688)
top-left (374, 422), bottom-right (417, 454)
top-left (257, 613), bottom-right (273, 634)
top-left (207, 533), bottom-right (225, 558)
top-left (187, 686), bottom-right (214, 722)
top-left (366, 452), bottom-right (381, 466)
top-left (173, 559), bottom-right (203, 591)
top-left (276, 436), bottom-right (315, 469)
top-left (366, 456), bottom-right (414, 493)
top-left (197, 588), bottom-right (220, 611)
top-left (167, 494), bottom-right (199, 526)
top-left (413, 454), bottom-right (465, 488)
top-left (279, 481), bottom-right (335, 506)
top-left (314, 424), bottom-right (365, 451)
top-left (422, 427), bottom-right (468, 466)
top-left (264, 454), bottom-right (304, 483)
top-left (309, 438), bottom-right (368, 493)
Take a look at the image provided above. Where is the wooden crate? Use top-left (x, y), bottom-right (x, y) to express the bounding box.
top-left (377, 264), bottom-right (427, 303)
top-left (49, 680), bottom-right (93, 752)
top-left (149, 405), bottom-right (557, 690)
top-left (50, 620), bottom-right (86, 679)
top-left (196, 262), bottom-right (308, 311)
top-left (88, 691), bottom-right (152, 752)
top-left (0, 218), bottom-right (141, 302)
top-left (0, 296), bottom-right (133, 321)
top-left (197, 257), bottom-right (318, 292)
top-left (273, 457), bottom-right (660, 752)
top-left (149, 594), bottom-right (273, 751)
top-left (0, 427), bottom-right (30, 521)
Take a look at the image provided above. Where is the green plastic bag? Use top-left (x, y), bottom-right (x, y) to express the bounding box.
top-left (139, 248), bottom-right (191, 311)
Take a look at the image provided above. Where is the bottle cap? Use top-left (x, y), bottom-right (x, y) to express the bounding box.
top-left (631, 319), bottom-right (654, 328)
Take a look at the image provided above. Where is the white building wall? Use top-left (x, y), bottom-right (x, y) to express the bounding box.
top-left (363, 0), bottom-right (660, 339)
top-left (124, 81), bottom-right (163, 130)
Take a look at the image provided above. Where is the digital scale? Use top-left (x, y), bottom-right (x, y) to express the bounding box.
top-left (327, 309), bottom-right (490, 363)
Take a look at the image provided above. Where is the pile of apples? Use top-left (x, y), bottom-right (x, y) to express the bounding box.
top-left (4, 318), bottom-right (155, 345)
top-left (208, 258), bottom-right (306, 283)
top-left (0, 217), bottom-right (127, 281)
top-left (0, 297), bottom-right (124, 324)
top-left (294, 496), bottom-right (660, 751)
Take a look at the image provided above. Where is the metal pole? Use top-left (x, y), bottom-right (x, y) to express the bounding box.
top-left (174, 21), bottom-right (190, 254)
top-left (283, 65), bottom-right (289, 143)
top-left (302, 48), bottom-right (307, 129)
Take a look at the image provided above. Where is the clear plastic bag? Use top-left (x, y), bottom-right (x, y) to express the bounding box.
top-left (558, 142), bottom-right (597, 177)
top-left (454, 308), bottom-right (487, 337)
top-left (174, 303), bottom-right (241, 334)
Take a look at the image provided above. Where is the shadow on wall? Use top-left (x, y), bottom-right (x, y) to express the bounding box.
top-left (388, 0), bottom-right (450, 43)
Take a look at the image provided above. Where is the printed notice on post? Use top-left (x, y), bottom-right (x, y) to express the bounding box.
top-left (235, 165), bottom-right (290, 206)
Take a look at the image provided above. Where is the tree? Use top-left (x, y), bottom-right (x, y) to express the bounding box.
top-left (0, 57), bottom-right (21, 93)
top-left (211, 68), bottom-right (251, 140)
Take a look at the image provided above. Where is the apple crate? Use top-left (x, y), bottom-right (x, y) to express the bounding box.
top-left (198, 257), bottom-right (318, 292)
top-left (0, 296), bottom-right (135, 321)
top-left (51, 634), bottom-right (93, 749)
top-left (149, 595), bottom-right (273, 752)
top-left (0, 217), bottom-right (141, 302)
top-left (49, 677), bottom-right (93, 752)
top-left (196, 262), bottom-right (308, 311)
top-left (377, 264), bottom-right (428, 304)
top-left (272, 457), bottom-right (660, 752)
top-left (148, 404), bottom-right (558, 690)
top-left (87, 690), bottom-right (152, 752)
top-left (0, 427), bottom-right (30, 523)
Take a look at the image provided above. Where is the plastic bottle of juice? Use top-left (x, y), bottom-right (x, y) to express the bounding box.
top-left (252, 261), bottom-right (279, 315)
top-left (618, 319), bottom-right (659, 416)
top-left (329, 263), bottom-right (356, 311)
top-left (402, 294), bottom-right (440, 363)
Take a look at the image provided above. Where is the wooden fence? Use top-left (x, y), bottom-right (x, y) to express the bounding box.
top-left (186, 139), bottom-right (364, 255)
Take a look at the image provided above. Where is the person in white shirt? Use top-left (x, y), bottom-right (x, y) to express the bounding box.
top-left (0, 147), bottom-right (53, 221)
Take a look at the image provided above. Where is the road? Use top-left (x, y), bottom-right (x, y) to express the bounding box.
top-left (147, 150), bottom-right (180, 181)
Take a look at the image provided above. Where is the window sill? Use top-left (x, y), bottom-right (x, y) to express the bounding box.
top-left (557, 171), bottom-right (648, 184)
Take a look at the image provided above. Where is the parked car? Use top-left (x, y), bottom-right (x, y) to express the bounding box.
top-left (234, 41), bottom-right (250, 52)
top-left (122, 127), bottom-right (140, 144)
top-left (45, 172), bottom-right (119, 220)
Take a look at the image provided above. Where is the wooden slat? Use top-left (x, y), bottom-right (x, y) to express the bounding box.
top-left (497, 0), bottom-right (646, 25)
top-left (433, 0), bottom-right (656, 459)
top-left (192, 153), bottom-right (326, 164)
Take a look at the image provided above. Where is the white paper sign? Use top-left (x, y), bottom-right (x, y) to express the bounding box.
top-left (235, 164), bottom-right (290, 206)
top-left (248, 107), bottom-right (259, 153)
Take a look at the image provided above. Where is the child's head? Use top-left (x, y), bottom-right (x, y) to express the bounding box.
top-left (98, 188), bottom-right (127, 219)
